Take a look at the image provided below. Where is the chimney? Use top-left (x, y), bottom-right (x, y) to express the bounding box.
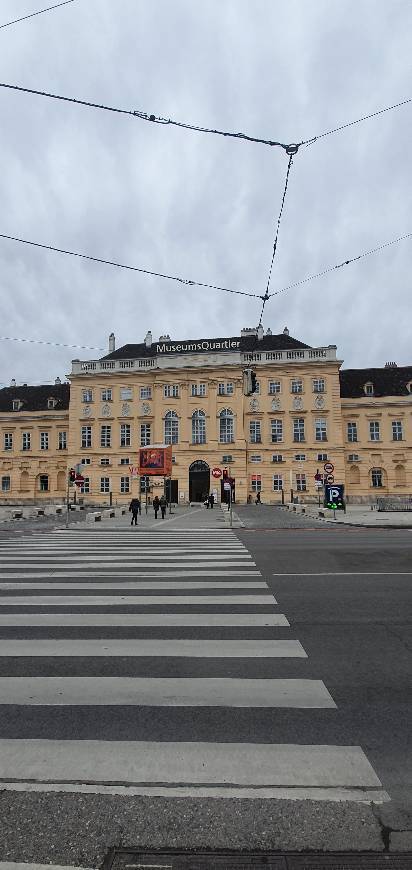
top-left (55, 377), bottom-right (61, 385)
top-left (10, 378), bottom-right (16, 387)
top-left (266, 328), bottom-right (272, 336)
top-left (158, 334), bottom-right (171, 342)
top-left (257, 324), bottom-right (264, 341)
top-left (384, 361), bottom-right (397, 368)
top-left (144, 330), bottom-right (153, 348)
top-left (108, 332), bottom-right (115, 353)
top-left (283, 326), bottom-right (289, 336)
top-left (240, 327), bottom-right (257, 338)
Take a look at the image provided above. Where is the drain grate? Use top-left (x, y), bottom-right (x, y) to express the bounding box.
top-left (102, 849), bottom-right (412, 870)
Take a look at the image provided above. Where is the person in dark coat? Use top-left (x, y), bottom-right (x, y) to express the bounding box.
top-left (159, 494), bottom-right (167, 519)
top-left (153, 495), bottom-right (160, 519)
top-left (129, 498), bottom-right (140, 525)
top-left (208, 493), bottom-right (215, 509)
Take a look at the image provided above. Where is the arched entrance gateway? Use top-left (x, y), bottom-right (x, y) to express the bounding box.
top-left (189, 460), bottom-right (210, 503)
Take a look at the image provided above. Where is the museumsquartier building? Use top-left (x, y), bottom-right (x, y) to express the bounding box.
top-left (0, 326), bottom-right (411, 504)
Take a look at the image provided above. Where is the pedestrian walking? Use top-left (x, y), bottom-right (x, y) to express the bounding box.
top-left (129, 498), bottom-right (140, 526)
top-left (160, 493), bottom-right (167, 519)
top-left (135, 497), bottom-right (141, 515)
top-left (153, 495), bottom-right (160, 519)
top-left (255, 491), bottom-right (261, 505)
top-left (208, 492), bottom-right (215, 509)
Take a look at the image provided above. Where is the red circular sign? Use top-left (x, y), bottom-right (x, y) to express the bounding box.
top-left (324, 462), bottom-right (334, 474)
top-left (212, 467), bottom-right (222, 478)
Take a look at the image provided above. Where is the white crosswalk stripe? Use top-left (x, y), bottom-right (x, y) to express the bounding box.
top-left (0, 528), bottom-right (387, 801)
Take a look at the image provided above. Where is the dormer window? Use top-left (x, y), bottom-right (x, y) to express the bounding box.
top-left (12, 399), bottom-right (21, 411)
top-left (364, 382), bottom-right (374, 396)
top-left (47, 398), bottom-right (57, 410)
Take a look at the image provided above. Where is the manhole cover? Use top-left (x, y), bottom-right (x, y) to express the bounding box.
top-left (103, 850), bottom-right (412, 870)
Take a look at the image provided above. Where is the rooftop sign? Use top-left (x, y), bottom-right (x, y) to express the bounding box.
top-left (156, 339), bottom-right (240, 354)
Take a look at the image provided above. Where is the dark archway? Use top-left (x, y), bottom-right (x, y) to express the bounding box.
top-left (189, 460), bottom-right (210, 502)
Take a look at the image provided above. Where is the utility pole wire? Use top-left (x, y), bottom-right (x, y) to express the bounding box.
top-left (0, 1), bottom-right (76, 30)
top-left (303, 96), bottom-right (412, 145)
top-left (0, 81), bottom-right (294, 151)
top-left (259, 152), bottom-right (294, 326)
top-left (0, 232), bottom-right (262, 299)
top-left (269, 232), bottom-right (412, 298)
top-left (0, 336), bottom-right (104, 351)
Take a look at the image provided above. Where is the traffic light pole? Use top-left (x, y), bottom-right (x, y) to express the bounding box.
top-left (66, 474), bottom-right (70, 529)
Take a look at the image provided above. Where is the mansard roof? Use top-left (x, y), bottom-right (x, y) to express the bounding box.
top-left (339, 366), bottom-right (412, 398)
top-left (101, 332), bottom-right (311, 361)
top-left (0, 383), bottom-right (70, 413)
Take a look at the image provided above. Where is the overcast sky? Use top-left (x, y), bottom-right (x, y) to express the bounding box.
top-left (0, 0), bottom-right (411, 386)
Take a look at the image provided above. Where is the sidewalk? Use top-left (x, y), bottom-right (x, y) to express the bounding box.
top-left (96, 503), bottom-right (230, 531)
top-left (302, 503), bottom-right (412, 528)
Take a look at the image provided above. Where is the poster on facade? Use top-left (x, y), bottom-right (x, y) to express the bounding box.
top-left (138, 445), bottom-right (173, 476)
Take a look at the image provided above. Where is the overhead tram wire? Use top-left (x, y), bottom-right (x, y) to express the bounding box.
top-left (0, 233), bottom-right (262, 300)
top-left (302, 96), bottom-right (412, 146)
top-left (268, 231), bottom-right (412, 299)
top-left (0, 1), bottom-right (76, 30)
top-left (0, 336), bottom-right (105, 351)
top-left (258, 149), bottom-right (296, 326)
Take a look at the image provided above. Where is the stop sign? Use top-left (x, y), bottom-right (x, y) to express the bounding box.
top-left (212, 467), bottom-right (222, 478)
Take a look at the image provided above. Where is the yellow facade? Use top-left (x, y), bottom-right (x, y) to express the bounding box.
top-left (1, 333), bottom-right (411, 504)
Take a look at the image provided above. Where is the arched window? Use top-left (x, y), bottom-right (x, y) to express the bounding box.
top-left (164, 410), bottom-right (179, 444)
top-left (371, 468), bottom-right (383, 488)
top-left (395, 464), bottom-right (406, 486)
top-left (219, 408), bottom-right (234, 443)
top-left (192, 410), bottom-right (206, 444)
top-left (349, 465), bottom-right (360, 485)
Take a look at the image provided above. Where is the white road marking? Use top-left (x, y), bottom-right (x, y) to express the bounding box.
top-left (0, 593), bottom-right (274, 605)
top-left (0, 677), bottom-right (335, 707)
top-left (0, 581), bottom-right (267, 590)
top-left (0, 561), bottom-right (254, 569)
top-left (0, 612), bottom-right (289, 626)
top-left (272, 572), bottom-right (412, 576)
top-left (0, 863), bottom-right (95, 870)
top-left (0, 571), bottom-right (262, 579)
top-left (0, 740), bottom-right (381, 789)
top-left (0, 639), bottom-right (305, 657)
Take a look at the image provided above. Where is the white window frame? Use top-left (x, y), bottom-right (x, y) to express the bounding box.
top-left (4, 433), bottom-right (13, 451)
top-left (81, 457), bottom-right (91, 465)
top-left (251, 475), bottom-right (262, 492)
top-left (1, 475), bottom-right (11, 492)
top-left (164, 384), bottom-right (179, 398)
top-left (369, 421), bottom-right (380, 442)
top-left (100, 458), bottom-right (110, 466)
top-left (347, 422), bottom-right (358, 443)
top-left (219, 409), bottom-right (234, 443)
top-left (82, 389), bottom-right (93, 403)
top-left (140, 386), bottom-right (152, 400)
top-left (39, 474), bottom-right (49, 492)
top-left (120, 476), bottom-right (130, 494)
top-left (271, 419), bottom-right (283, 443)
top-left (250, 455), bottom-right (261, 463)
top-left (12, 399), bottom-right (21, 411)
top-left (315, 418), bottom-right (327, 442)
top-left (371, 468), bottom-right (383, 488)
top-left (249, 420), bottom-right (261, 444)
top-left (191, 383), bottom-right (206, 397)
top-left (22, 431), bottom-right (31, 451)
top-left (140, 423), bottom-right (151, 446)
top-left (273, 474), bottom-right (283, 491)
top-left (81, 426), bottom-right (92, 449)
top-left (58, 431), bottom-right (67, 450)
top-left (40, 431), bottom-right (49, 451)
top-left (79, 476), bottom-right (90, 494)
top-left (392, 420), bottom-right (403, 441)
top-left (312, 378), bottom-right (325, 393)
top-left (269, 381), bottom-right (281, 394)
top-left (317, 453), bottom-right (328, 461)
top-left (100, 425), bottom-right (112, 448)
top-left (120, 387), bottom-right (132, 400)
top-left (100, 477), bottom-right (110, 493)
top-left (192, 410), bottom-right (206, 445)
top-left (293, 418), bottom-right (305, 442)
top-left (296, 473), bottom-right (307, 492)
top-left (101, 388), bottom-right (112, 402)
top-left (164, 410), bottom-right (179, 444)
top-left (291, 379), bottom-right (303, 394)
top-left (272, 454), bottom-right (283, 463)
top-left (120, 423), bottom-right (131, 447)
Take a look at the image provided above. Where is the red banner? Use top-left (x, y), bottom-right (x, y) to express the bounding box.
top-left (138, 445), bottom-right (173, 476)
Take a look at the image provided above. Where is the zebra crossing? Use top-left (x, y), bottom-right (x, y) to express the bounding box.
top-left (0, 528), bottom-right (387, 801)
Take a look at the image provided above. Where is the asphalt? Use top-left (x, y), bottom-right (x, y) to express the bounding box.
top-left (0, 505), bottom-right (411, 863)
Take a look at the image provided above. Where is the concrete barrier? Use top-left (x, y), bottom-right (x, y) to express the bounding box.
top-left (103, 509), bottom-right (115, 519)
top-left (12, 510), bottom-right (23, 519)
top-left (86, 512), bottom-right (102, 523)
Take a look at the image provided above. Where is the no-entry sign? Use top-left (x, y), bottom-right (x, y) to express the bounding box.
top-left (212, 467), bottom-right (222, 478)
top-left (324, 462), bottom-right (334, 474)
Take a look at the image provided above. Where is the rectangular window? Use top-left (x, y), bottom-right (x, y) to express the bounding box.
top-left (219, 414), bottom-right (234, 443)
top-left (119, 457), bottom-right (130, 465)
top-left (273, 474), bottom-right (283, 491)
top-left (218, 383), bottom-right (225, 396)
top-left (81, 426), bottom-right (92, 448)
top-left (250, 420), bottom-right (261, 443)
top-left (371, 468), bottom-right (383, 488)
top-left (218, 382), bottom-right (234, 396)
top-left (100, 477), bottom-right (110, 493)
top-left (39, 474), bottom-right (49, 492)
top-left (82, 389), bottom-right (93, 403)
top-left (100, 458), bottom-right (110, 466)
top-left (164, 384), bottom-right (179, 398)
top-left (348, 453), bottom-right (360, 462)
top-left (191, 383), bottom-right (206, 397)
top-left (192, 412), bottom-right (206, 445)
top-left (140, 386), bottom-right (152, 400)
top-left (392, 420), bottom-right (403, 441)
top-left (271, 419), bottom-right (283, 443)
top-left (101, 389), bottom-right (112, 402)
top-left (81, 457), bottom-right (91, 465)
top-left (250, 455), bottom-right (261, 463)
top-left (369, 421), bottom-right (380, 441)
top-left (79, 476), bottom-right (90, 494)
top-left (272, 454), bottom-right (283, 463)
top-left (251, 475), bottom-right (262, 492)
top-left (140, 475), bottom-right (150, 493)
top-left (22, 432), bottom-right (31, 451)
top-left (120, 476), bottom-right (130, 494)
top-left (295, 454), bottom-right (306, 461)
top-left (317, 453), bottom-right (328, 461)
top-left (120, 423), bottom-right (131, 447)
top-left (12, 399), bottom-right (21, 411)
top-left (58, 431), bottom-right (67, 450)
top-left (293, 418), bottom-right (305, 442)
top-left (291, 379), bottom-right (303, 394)
top-left (226, 382), bottom-right (234, 395)
top-left (100, 425), bottom-right (111, 448)
top-left (40, 431), bottom-right (49, 451)
top-left (120, 387), bottom-right (132, 400)
top-left (4, 433), bottom-right (13, 451)
top-left (312, 378), bottom-right (325, 393)
top-left (1, 475), bottom-right (11, 492)
top-left (315, 418), bottom-right (327, 442)
top-left (296, 473), bottom-right (307, 491)
top-left (269, 381), bottom-right (281, 394)
top-left (347, 422), bottom-right (358, 442)
top-left (140, 424), bottom-right (151, 446)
